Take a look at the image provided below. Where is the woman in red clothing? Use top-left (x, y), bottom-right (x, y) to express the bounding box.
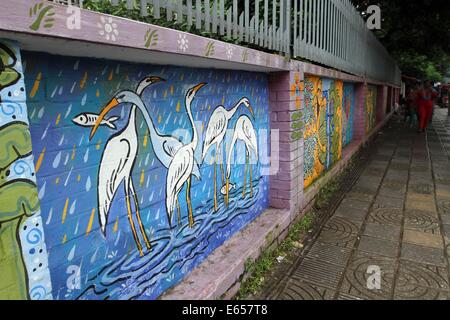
top-left (417, 80), bottom-right (438, 133)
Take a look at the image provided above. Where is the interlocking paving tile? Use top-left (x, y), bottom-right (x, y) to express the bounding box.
top-left (318, 222), bottom-right (359, 249)
top-left (394, 286), bottom-right (449, 300)
top-left (442, 224), bottom-right (450, 238)
top-left (404, 210), bottom-right (441, 234)
top-left (352, 185), bottom-right (378, 196)
top-left (339, 269), bottom-right (393, 300)
top-left (368, 207), bottom-right (403, 227)
top-left (345, 190), bottom-right (376, 202)
top-left (336, 293), bottom-right (364, 300)
top-left (403, 230), bottom-right (444, 249)
top-left (363, 223), bottom-right (401, 242)
top-left (372, 196), bottom-right (404, 209)
top-left (441, 215), bottom-right (450, 225)
top-left (363, 167), bottom-right (386, 178)
top-left (279, 279), bottom-right (336, 300)
top-left (322, 216), bottom-right (360, 235)
top-left (378, 188), bottom-right (406, 199)
top-left (306, 242), bottom-right (353, 267)
top-left (291, 258), bottom-right (345, 290)
top-left (334, 206), bottom-right (367, 224)
top-left (409, 183), bottom-right (433, 195)
top-left (358, 236), bottom-right (399, 258)
top-left (396, 261), bottom-right (449, 292)
top-left (340, 198), bottom-right (373, 210)
top-left (437, 199), bottom-right (450, 215)
top-left (401, 243), bottom-right (446, 267)
top-left (389, 163), bottom-right (410, 171)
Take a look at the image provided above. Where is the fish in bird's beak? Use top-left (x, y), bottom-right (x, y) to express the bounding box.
top-left (89, 97), bottom-right (120, 141)
top-left (192, 82), bottom-right (207, 94)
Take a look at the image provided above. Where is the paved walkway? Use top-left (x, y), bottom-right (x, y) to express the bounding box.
top-left (264, 109), bottom-right (450, 300)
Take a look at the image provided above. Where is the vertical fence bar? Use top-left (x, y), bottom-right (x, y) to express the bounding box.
top-left (205, 0), bottom-right (210, 32)
top-left (166, 0), bottom-right (173, 21)
top-left (195, 0), bottom-right (202, 29)
top-left (126, 0), bottom-right (133, 9)
top-left (233, 0), bottom-right (238, 38)
top-left (154, 0), bottom-right (160, 19)
top-left (140, 0), bottom-right (148, 17)
top-left (264, 0), bottom-right (268, 48)
top-left (177, 0), bottom-right (184, 24)
top-left (226, 7), bottom-right (232, 38)
top-left (212, 0), bottom-right (217, 33)
top-left (219, 0), bottom-right (225, 35)
top-left (294, 0), bottom-right (298, 56)
top-left (286, 0), bottom-right (291, 56)
top-left (239, 12), bottom-right (244, 42)
top-left (245, 0), bottom-right (250, 42)
top-left (187, 0), bottom-right (193, 27)
top-left (279, 0), bottom-right (284, 53)
top-left (299, 0), bottom-right (304, 56)
top-left (255, 0), bottom-right (259, 44)
top-left (312, 0), bottom-right (316, 57)
top-left (272, 0), bottom-right (277, 50)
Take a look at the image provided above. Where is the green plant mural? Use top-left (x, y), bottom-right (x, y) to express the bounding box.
top-left (242, 49), bottom-right (249, 62)
top-left (205, 41), bottom-right (215, 57)
top-left (0, 43), bottom-right (21, 92)
top-left (144, 28), bottom-right (158, 48)
top-left (0, 41), bottom-right (50, 300)
top-left (29, 2), bottom-right (55, 31)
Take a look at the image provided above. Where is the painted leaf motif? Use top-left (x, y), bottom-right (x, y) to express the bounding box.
top-left (0, 180), bottom-right (39, 222)
top-left (0, 44), bottom-right (19, 90)
top-left (0, 122), bottom-right (32, 169)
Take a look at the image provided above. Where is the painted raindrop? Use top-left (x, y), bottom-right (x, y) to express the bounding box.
top-left (68, 245), bottom-right (76, 262)
top-left (81, 93), bottom-right (87, 106)
top-left (69, 199), bottom-right (76, 215)
top-left (58, 135), bottom-right (65, 146)
top-left (38, 107), bottom-right (45, 119)
top-left (50, 86), bottom-right (58, 98)
top-left (83, 148), bottom-right (89, 163)
top-left (64, 153), bottom-right (69, 166)
top-left (65, 104), bottom-right (72, 119)
top-left (85, 176), bottom-right (91, 192)
top-left (52, 151), bottom-right (62, 169)
top-left (45, 207), bottom-right (53, 225)
top-left (90, 248), bottom-right (99, 264)
top-left (38, 181), bottom-right (46, 200)
top-left (64, 167), bottom-right (73, 186)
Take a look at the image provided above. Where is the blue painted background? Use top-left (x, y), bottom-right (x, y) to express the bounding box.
top-left (23, 51), bottom-right (270, 300)
top-left (342, 83), bottom-right (355, 147)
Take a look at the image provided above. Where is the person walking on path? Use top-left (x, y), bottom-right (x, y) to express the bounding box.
top-left (417, 80), bottom-right (438, 132)
top-left (405, 85), bottom-right (419, 128)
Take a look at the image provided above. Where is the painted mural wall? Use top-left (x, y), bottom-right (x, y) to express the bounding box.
top-left (20, 51), bottom-right (270, 299)
top-left (366, 85), bottom-right (378, 134)
top-left (0, 40), bottom-right (52, 300)
top-left (342, 83), bottom-right (355, 147)
top-left (303, 76), bottom-right (343, 189)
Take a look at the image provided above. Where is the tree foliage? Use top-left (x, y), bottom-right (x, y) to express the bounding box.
top-left (351, 0), bottom-right (450, 82)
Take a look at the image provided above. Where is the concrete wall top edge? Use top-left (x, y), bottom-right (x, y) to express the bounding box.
top-left (1, 0), bottom-right (290, 73)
